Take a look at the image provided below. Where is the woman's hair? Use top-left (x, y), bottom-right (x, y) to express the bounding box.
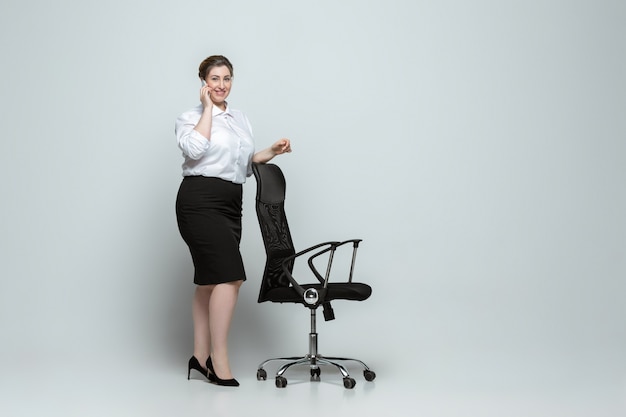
top-left (198, 55), bottom-right (234, 80)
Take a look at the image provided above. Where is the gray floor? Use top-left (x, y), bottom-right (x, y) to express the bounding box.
top-left (3, 344), bottom-right (624, 417)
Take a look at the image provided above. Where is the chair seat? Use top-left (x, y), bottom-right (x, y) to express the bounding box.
top-left (265, 282), bottom-right (372, 304)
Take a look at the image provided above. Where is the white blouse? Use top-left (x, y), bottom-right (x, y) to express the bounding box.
top-left (175, 104), bottom-right (255, 184)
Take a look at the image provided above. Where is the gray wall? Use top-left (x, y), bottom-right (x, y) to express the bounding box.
top-left (1, 0), bottom-right (624, 392)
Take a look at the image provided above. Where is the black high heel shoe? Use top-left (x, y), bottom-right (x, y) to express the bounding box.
top-left (188, 356), bottom-right (216, 382)
top-left (206, 357), bottom-right (240, 387)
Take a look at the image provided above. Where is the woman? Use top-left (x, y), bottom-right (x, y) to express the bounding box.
top-left (175, 55), bottom-right (291, 387)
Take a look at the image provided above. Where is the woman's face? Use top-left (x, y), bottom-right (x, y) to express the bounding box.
top-left (204, 65), bottom-right (232, 108)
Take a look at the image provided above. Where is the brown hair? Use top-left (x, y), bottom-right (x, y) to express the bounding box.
top-left (198, 55), bottom-right (234, 80)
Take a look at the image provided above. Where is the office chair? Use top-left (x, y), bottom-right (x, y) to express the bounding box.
top-left (251, 162), bottom-right (376, 389)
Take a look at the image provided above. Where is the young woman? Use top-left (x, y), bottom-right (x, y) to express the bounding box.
top-left (175, 55), bottom-right (291, 386)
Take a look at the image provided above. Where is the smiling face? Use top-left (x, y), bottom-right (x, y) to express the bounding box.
top-left (204, 65), bottom-right (232, 110)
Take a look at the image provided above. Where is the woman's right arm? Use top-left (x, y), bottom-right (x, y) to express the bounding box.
top-left (193, 84), bottom-right (214, 139)
top-left (175, 86), bottom-right (214, 160)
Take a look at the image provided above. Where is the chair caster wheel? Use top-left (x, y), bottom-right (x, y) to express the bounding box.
top-left (310, 368), bottom-right (321, 378)
top-left (364, 369), bottom-right (376, 381)
top-left (257, 369), bottom-right (267, 381)
top-left (343, 377), bottom-right (356, 389)
top-left (275, 376), bottom-right (288, 388)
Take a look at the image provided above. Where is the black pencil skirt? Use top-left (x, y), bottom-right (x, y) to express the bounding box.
top-left (175, 176), bottom-right (247, 285)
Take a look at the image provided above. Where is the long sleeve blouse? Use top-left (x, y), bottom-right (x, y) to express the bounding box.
top-left (175, 104), bottom-right (255, 184)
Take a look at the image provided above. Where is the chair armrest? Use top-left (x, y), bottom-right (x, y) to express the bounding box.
top-left (307, 239), bottom-right (362, 285)
top-left (280, 241), bottom-right (339, 303)
top-left (281, 239), bottom-right (363, 305)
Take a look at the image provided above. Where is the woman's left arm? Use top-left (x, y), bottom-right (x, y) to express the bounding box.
top-left (252, 138), bottom-right (292, 163)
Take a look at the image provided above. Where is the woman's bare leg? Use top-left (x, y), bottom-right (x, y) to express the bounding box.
top-left (192, 285), bottom-right (214, 366)
top-left (208, 280), bottom-right (243, 379)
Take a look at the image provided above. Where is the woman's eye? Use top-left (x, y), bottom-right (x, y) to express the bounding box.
top-left (209, 77), bottom-right (231, 83)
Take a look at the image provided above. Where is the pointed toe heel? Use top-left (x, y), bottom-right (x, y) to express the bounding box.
top-left (206, 357), bottom-right (240, 387)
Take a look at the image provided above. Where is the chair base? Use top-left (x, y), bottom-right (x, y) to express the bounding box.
top-left (256, 308), bottom-right (376, 389)
top-left (256, 354), bottom-right (376, 389)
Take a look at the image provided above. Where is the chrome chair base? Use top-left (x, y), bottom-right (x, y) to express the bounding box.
top-left (256, 311), bottom-right (376, 389)
top-left (256, 354), bottom-right (376, 389)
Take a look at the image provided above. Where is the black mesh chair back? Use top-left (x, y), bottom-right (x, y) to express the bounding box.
top-left (252, 162), bottom-right (296, 302)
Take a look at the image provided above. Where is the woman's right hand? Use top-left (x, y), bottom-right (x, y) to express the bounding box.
top-left (200, 84), bottom-right (213, 109)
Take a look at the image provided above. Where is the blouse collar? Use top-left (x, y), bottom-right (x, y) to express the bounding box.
top-left (212, 102), bottom-right (230, 117)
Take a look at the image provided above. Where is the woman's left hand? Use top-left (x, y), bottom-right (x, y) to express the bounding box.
top-left (252, 138), bottom-right (292, 163)
top-left (272, 138), bottom-right (292, 155)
